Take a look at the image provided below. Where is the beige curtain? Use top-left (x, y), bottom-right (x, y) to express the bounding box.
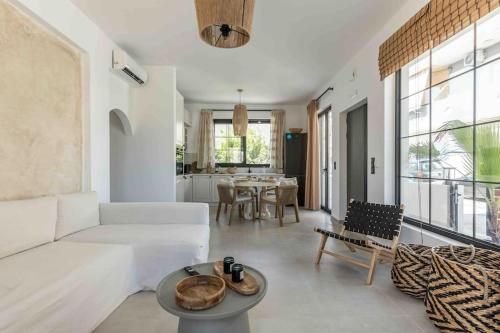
top-left (197, 110), bottom-right (214, 168)
top-left (304, 100), bottom-right (320, 210)
top-left (270, 110), bottom-right (285, 169)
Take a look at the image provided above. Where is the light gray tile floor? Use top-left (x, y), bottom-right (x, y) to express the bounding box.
top-left (94, 207), bottom-right (438, 333)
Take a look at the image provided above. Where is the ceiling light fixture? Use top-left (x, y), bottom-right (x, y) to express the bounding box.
top-left (195, 0), bottom-right (255, 48)
top-left (233, 89), bottom-right (248, 137)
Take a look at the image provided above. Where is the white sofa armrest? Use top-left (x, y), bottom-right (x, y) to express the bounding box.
top-left (99, 202), bottom-right (209, 226)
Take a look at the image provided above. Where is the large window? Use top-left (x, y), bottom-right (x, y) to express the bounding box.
top-left (214, 119), bottom-right (271, 166)
top-left (397, 9), bottom-right (500, 248)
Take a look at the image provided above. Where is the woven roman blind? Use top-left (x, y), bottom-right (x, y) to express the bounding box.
top-left (379, 0), bottom-right (500, 80)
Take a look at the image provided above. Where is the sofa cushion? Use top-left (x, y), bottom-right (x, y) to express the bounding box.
top-left (61, 224), bottom-right (210, 290)
top-left (0, 241), bottom-right (140, 333)
top-left (55, 192), bottom-right (99, 240)
top-left (0, 196), bottom-right (57, 259)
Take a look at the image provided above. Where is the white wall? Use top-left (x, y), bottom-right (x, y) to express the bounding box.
top-left (110, 66), bottom-right (177, 202)
top-left (184, 103), bottom-right (307, 155)
top-left (12, 0), bottom-right (132, 202)
top-left (315, 0), bottom-right (429, 220)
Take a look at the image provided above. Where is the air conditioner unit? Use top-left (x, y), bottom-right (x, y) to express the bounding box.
top-left (464, 49), bottom-right (486, 68)
top-left (112, 49), bottom-right (148, 85)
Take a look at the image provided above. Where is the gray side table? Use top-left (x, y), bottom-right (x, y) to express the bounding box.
top-left (157, 262), bottom-right (267, 333)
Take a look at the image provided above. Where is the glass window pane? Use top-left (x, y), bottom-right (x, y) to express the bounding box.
top-left (401, 135), bottom-right (431, 178)
top-left (401, 178), bottom-right (430, 223)
top-left (431, 27), bottom-right (474, 85)
top-left (328, 112), bottom-right (333, 210)
top-left (476, 8), bottom-right (500, 65)
top-left (431, 72), bottom-right (474, 131)
top-left (247, 122), bottom-right (270, 164)
top-left (430, 180), bottom-right (473, 237)
top-left (476, 59), bottom-right (500, 124)
top-left (401, 90), bottom-right (430, 137)
top-left (475, 183), bottom-right (500, 245)
top-left (432, 127), bottom-right (473, 180)
top-left (229, 149), bottom-right (243, 163)
top-left (227, 124), bottom-right (235, 137)
top-left (214, 138), bottom-right (225, 150)
top-left (214, 124), bottom-right (227, 137)
top-left (401, 51), bottom-right (430, 98)
top-left (226, 137), bottom-right (241, 149)
top-left (215, 150), bottom-right (228, 163)
top-left (475, 121), bottom-right (500, 183)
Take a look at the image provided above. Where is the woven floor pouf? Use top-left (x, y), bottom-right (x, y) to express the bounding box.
top-left (425, 245), bottom-right (500, 333)
top-left (391, 244), bottom-right (432, 298)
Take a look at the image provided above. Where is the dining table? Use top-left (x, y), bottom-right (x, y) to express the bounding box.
top-left (233, 179), bottom-right (280, 219)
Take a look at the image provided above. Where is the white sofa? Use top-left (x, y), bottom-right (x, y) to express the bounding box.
top-left (0, 192), bottom-right (209, 333)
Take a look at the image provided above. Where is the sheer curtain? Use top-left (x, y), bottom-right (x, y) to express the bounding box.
top-left (197, 110), bottom-right (214, 168)
top-left (270, 110), bottom-right (285, 169)
top-left (304, 100), bottom-right (320, 210)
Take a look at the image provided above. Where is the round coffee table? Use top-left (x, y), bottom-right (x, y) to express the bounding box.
top-left (156, 262), bottom-right (267, 333)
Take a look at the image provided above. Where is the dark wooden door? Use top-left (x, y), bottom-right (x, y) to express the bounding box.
top-left (347, 104), bottom-right (367, 203)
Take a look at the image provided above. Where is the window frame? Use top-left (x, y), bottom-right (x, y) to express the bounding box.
top-left (213, 118), bottom-right (271, 168)
top-left (395, 19), bottom-right (500, 251)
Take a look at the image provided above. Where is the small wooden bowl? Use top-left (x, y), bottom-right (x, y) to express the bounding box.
top-left (288, 128), bottom-right (303, 133)
top-left (175, 275), bottom-right (226, 310)
top-left (226, 167), bottom-right (238, 174)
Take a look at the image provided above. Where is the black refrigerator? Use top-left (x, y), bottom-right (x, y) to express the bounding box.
top-left (283, 133), bottom-right (307, 206)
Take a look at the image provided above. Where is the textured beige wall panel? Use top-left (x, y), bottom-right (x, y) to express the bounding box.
top-left (0, 0), bottom-right (82, 200)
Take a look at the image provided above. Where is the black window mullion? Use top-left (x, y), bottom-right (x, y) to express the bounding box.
top-left (428, 47), bottom-right (433, 226)
top-left (242, 136), bottom-right (247, 165)
top-left (472, 22), bottom-right (478, 239)
top-left (395, 19), bottom-right (499, 249)
top-left (213, 119), bottom-right (271, 167)
top-left (395, 70), bottom-right (401, 205)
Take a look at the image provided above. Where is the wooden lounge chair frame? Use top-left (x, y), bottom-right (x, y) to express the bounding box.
top-left (314, 199), bottom-right (404, 285)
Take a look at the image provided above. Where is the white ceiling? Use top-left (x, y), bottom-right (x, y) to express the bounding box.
top-left (70, 0), bottom-right (405, 104)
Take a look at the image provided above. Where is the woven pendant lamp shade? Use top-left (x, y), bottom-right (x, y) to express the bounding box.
top-left (233, 104), bottom-right (248, 137)
top-left (195, 0), bottom-right (255, 48)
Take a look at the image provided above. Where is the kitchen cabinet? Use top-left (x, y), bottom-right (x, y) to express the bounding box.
top-left (193, 175), bottom-right (212, 202)
top-left (175, 175), bottom-right (184, 202)
top-left (184, 175), bottom-right (193, 202)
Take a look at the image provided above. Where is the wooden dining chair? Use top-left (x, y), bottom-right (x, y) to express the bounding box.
top-left (259, 184), bottom-right (299, 227)
top-left (233, 178), bottom-right (258, 209)
top-left (216, 183), bottom-right (255, 225)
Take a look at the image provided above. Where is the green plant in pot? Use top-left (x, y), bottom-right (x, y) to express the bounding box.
top-left (435, 120), bottom-right (500, 243)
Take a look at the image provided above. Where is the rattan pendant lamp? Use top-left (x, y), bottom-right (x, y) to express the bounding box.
top-left (194, 0), bottom-right (255, 48)
top-left (233, 89), bottom-right (248, 137)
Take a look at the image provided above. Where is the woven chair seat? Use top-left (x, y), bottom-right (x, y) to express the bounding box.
top-left (314, 228), bottom-right (393, 250)
top-left (260, 194), bottom-right (276, 203)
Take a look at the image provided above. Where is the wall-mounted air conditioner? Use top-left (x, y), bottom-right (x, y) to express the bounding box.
top-left (112, 49), bottom-right (148, 86)
top-left (464, 49), bottom-right (486, 68)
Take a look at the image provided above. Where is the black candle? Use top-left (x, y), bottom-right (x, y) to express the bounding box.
top-left (231, 264), bottom-right (245, 283)
top-left (223, 257), bottom-right (235, 274)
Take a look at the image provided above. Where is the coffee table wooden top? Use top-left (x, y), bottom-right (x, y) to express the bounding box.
top-left (157, 262), bottom-right (267, 321)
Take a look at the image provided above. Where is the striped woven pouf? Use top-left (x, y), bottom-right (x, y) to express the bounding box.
top-left (425, 245), bottom-right (500, 333)
top-left (391, 244), bottom-right (432, 299)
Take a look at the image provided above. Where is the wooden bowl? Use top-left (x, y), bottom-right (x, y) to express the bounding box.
top-left (226, 167), bottom-right (238, 174)
top-left (175, 275), bottom-right (226, 310)
top-left (288, 128), bottom-right (303, 133)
